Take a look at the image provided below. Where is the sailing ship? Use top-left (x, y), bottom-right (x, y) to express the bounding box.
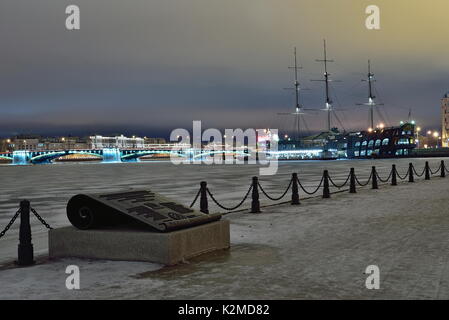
top-left (277, 40), bottom-right (417, 160)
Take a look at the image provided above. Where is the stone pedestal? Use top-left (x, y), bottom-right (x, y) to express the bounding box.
top-left (49, 220), bottom-right (230, 265)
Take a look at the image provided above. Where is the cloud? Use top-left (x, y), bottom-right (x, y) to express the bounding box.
top-left (0, 0), bottom-right (448, 136)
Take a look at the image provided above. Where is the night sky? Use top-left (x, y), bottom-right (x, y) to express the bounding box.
top-left (0, 0), bottom-right (448, 138)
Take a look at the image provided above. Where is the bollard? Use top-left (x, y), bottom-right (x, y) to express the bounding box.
top-left (349, 168), bottom-right (356, 193)
top-left (408, 163), bottom-right (414, 183)
top-left (391, 164), bottom-right (397, 186)
top-left (199, 181), bottom-right (209, 214)
top-left (425, 161), bottom-right (430, 180)
top-left (251, 176), bottom-right (261, 213)
top-left (441, 160), bottom-right (446, 178)
top-left (17, 200), bottom-right (34, 266)
top-left (291, 173), bottom-right (300, 205)
top-left (371, 166), bottom-right (378, 189)
top-left (322, 170), bottom-right (330, 198)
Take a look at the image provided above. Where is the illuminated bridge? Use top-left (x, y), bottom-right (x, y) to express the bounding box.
top-left (0, 145), bottom-right (252, 165)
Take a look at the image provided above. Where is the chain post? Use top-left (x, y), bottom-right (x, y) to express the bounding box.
top-left (409, 163), bottom-right (414, 182)
top-left (425, 161), bottom-right (431, 180)
top-left (322, 170), bottom-right (330, 198)
top-left (251, 176), bottom-right (261, 213)
top-left (199, 181), bottom-right (209, 214)
top-left (391, 164), bottom-right (397, 186)
top-left (371, 166), bottom-right (378, 189)
top-left (17, 200), bottom-right (34, 266)
top-left (441, 160), bottom-right (446, 178)
top-left (349, 168), bottom-right (356, 193)
top-left (291, 173), bottom-right (300, 205)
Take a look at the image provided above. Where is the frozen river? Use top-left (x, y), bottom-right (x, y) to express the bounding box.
top-left (0, 157), bottom-right (445, 263)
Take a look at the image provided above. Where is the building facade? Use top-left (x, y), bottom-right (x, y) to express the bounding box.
top-left (89, 135), bottom-right (166, 149)
top-left (2, 136), bottom-right (41, 151)
top-left (144, 137), bottom-right (167, 145)
top-left (1, 136), bottom-right (89, 152)
top-left (442, 92), bottom-right (449, 147)
top-left (1, 135), bottom-right (167, 152)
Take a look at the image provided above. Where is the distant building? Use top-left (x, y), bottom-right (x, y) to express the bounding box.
top-left (42, 137), bottom-right (89, 150)
top-left (1, 135), bottom-right (167, 151)
top-left (89, 135), bottom-right (144, 149)
top-left (89, 135), bottom-right (166, 149)
top-left (144, 137), bottom-right (166, 145)
top-left (442, 92), bottom-right (449, 147)
top-left (4, 136), bottom-right (41, 151)
top-left (0, 139), bottom-right (10, 152)
top-left (0, 136), bottom-right (89, 152)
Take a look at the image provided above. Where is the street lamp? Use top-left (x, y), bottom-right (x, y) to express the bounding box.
top-left (415, 127), bottom-right (421, 148)
top-left (433, 131), bottom-right (440, 148)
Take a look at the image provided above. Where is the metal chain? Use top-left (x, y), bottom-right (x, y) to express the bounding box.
top-left (258, 178), bottom-right (293, 201)
top-left (355, 171), bottom-right (373, 187)
top-left (413, 166), bottom-right (425, 177)
top-left (328, 172), bottom-right (351, 189)
top-left (430, 163), bottom-right (442, 175)
top-left (297, 176), bottom-right (324, 195)
top-left (376, 169), bottom-right (393, 183)
top-left (0, 209), bottom-right (21, 239)
top-left (206, 185), bottom-right (253, 211)
top-left (396, 169), bottom-right (409, 180)
top-left (189, 188), bottom-right (201, 208)
top-left (191, 162), bottom-right (430, 211)
top-left (30, 207), bottom-right (53, 230)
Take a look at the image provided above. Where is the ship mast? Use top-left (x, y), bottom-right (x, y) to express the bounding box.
top-left (291, 47), bottom-right (301, 141)
top-left (357, 60), bottom-right (383, 129)
top-left (278, 47), bottom-right (307, 143)
top-left (367, 60), bottom-right (374, 129)
top-left (312, 40), bottom-right (338, 132)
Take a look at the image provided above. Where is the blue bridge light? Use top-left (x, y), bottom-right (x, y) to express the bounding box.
top-left (101, 148), bottom-right (121, 163)
top-left (12, 151), bottom-right (30, 165)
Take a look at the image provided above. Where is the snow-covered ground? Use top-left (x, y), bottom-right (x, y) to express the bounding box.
top-left (0, 158), bottom-right (448, 299)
